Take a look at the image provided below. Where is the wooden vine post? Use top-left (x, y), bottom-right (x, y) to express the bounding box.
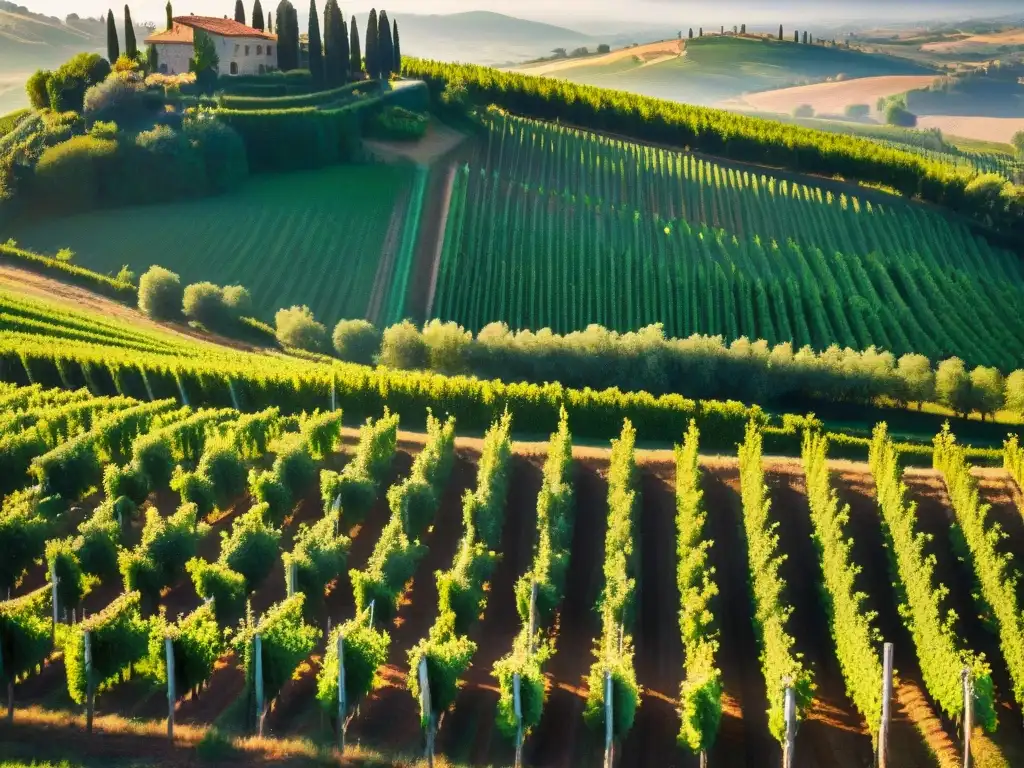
top-left (165, 637), bottom-right (175, 739)
top-left (513, 672), bottom-right (523, 768)
top-left (419, 655), bottom-right (434, 768)
top-left (878, 642), bottom-right (893, 768)
top-left (84, 630), bottom-right (94, 735)
top-left (962, 669), bottom-right (973, 768)
top-left (337, 631), bottom-right (346, 751)
top-left (604, 669), bottom-right (614, 768)
top-left (49, 562), bottom-right (59, 646)
top-left (254, 633), bottom-right (265, 737)
top-left (782, 679), bottom-right (796, 768)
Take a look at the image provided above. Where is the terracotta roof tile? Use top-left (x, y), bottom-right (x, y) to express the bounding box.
top-left (145, 16), bottom-right (276, 44)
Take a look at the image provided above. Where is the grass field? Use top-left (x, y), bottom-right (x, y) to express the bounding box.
top-left (533, 36), bottom-right (935, 106)
top-left (432, 112), bottom-right (1024, 369)
top-left (7, 165), bottom-right (416, 329)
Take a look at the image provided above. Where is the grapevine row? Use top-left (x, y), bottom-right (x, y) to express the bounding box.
top-left (868, 424), bottom-right (995, 725)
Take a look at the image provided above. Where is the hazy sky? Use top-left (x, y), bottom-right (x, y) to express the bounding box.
top-left (26, 0), bottom-right (1024, 29)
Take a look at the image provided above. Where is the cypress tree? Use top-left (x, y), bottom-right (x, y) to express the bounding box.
top-left (688, 28), bottom-right (693, 39)
top-left (699, 27), bottom-right (702, 37)
top-left (124, 5), bottom-right (137, 58)
top-left (323, 0), bottom-right (337, 85)
top-left (392, 18), bottom-right (400, 73)
top-left (234, 0), bottom-right (245, 24)
top-left (350, 15), bottom-right (361, 75)
top-left (106, 10), bottom-right (119, 63)
top-left (165, 1), bottom-right (172, 30)
top-left (794, 30), bottom-right (799, 43)
top-left (378, 10), bottom-right (393, 82)
top-left (340, 15), bottom-right (350, 79)
top-left (779, 24), bottom-right (783, 40)
top-left (252, 0), bottom-right (264, 30)
top-left (268, 12), bottom-right (272, 32)
top-left (802, 30), bottom-right (808, 44)
top-left (365, 9), bottom-right (378, 80)
top-left (740, 23), bottom-right (745, 34)
top-left (308, 0), bottom-right (323, 86)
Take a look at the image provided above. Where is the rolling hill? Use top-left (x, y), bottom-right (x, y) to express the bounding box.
top-left (519, 34), bottom-right (937, 106)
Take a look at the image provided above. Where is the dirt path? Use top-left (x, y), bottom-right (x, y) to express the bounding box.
top-left (439, 454), bottom-right (543, 764)
top-left (527, 459), bottom-right (608, 767)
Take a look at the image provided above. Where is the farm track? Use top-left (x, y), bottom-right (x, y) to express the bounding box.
top-left (10, 449), bottom-right (1024, 765)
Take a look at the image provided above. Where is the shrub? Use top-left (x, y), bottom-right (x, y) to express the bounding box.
top-left (845, 104), bottom-right (870, 119)
top-left (275, 305), bottom-right (327, 351)
top-left (1014, 130), bottom-right (1024, 158)
top-left (123, 125), bottom-right (208, 203)
top-left (32, 135), bottom-right (118, 214)
top-left (89, 120), bottom-right (119, 139)
top-left (379, 320), bottom-right (427, 369)
top-left (83, 76), bottom-right (147, 125)
top-left (182, 117), bottom-right (249, 193)
top-left (198, 439), bottom-right (248, 507)
top-left (46, 53), bottom-right (111, 112)
top-left (139, 266), bottom-right (183, 320)
top-left (171, 466), bottom-right (216, 517)
top-left (183, 282), bottom-right (230, 327)
top-left (221, 285), bottom-right (253, 318)
top-left (885, 103), bottom-right (917, 127)
top-left (366, 105), bottom-right (429, 141)
top-left (26, 70), bottom-right (52, 109)
top-left (422, 320), bottom-right (471, 375)
top-left (792, 104), bottom-right (814, 118)
top-left (332, 319), bottom-right (381, 365)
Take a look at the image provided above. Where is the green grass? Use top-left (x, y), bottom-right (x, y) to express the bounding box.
top-left (8, 165), bottom-right (414, 329)
top-left (551, 36), bottom-right (934, 106)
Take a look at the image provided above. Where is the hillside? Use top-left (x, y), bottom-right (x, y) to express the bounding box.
top-left (519, 35), bottom-right (936, 106)
top-left (0, 2), bottom-right (151, 112)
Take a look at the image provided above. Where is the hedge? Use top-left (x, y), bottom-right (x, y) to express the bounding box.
top-left (0, 243), bottom-right (136, 304)
top-left (218, 79), bottom-right (379, 110)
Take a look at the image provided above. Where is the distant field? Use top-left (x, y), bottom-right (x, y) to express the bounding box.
top-left (916, 115), bottom-right (1024, 145)
top-left (0, 73), bottom-right (28, 115)
top-left (921, 29), bottom-right (1024, 53)
top-left (8, 165), bottom-right (417, 328)
top-left (721, 75), bottom-right (937, 116)
top-left (523, 36), bottom-right (935, 107)
top-left (512, 39), bottom-right (684, 76)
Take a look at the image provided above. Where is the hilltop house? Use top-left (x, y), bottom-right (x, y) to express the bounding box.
top-left (145, 16), bottom-right (277, 77)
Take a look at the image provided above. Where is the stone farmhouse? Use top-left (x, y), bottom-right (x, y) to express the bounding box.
top-left (145, 16), bottom-right (277, 77)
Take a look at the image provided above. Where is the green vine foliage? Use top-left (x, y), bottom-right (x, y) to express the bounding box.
top-left (119, 504), bottom-right (209, 612)
top-left (64, 591), bottom-right (150, 704)
top-left (0, 585), bottom-right (52, 687)
top-left (349, 410), bottom-right (454, 621)
top-left (282, 509), bottom-right (351, 613)
top-left (435, 413), bottom-right (512, 633)
top-left (227, 407), bottom-right (282, 459)
top-left (316, 614), bottom-right (390, 719)
top-left (738, 420), bottom-right (813, 742)
top-left (74, 503), bottom-right (121, 579)
top-left (494, 409), bottom-right (572, 741)
top-left (196, 437), bottom-right (248, 507)
top-left (584, 419), bottom-right (640, 739)
top-left (935, 424), bottom-right (1024, 710)
top-left (407, 610), bottom-right (477, 726)
top-left (46, 536), bottom-right (88, 613)
top-left (219, 504), bottom-right (282, 592)
top-left (1006, 436), bottom-right (1024, 489)
top-left (146, 602), bottom-right (224, 694)
top-left (299, 409), bottom-right (344, 459)
top-left (492, 628), bottom-right (551, 739)
top-left (674, 421), bottom-right (722, 754)
top-left (320, 409), bottom-right (399, 525)
top-left (171, 466), bottom-right (216, 518)
top-left (0, 491), bottom-right (51, 593)
top-left (514, 408), bottom-right (573, 627)
top-left (186, 557), bottom-right (247, 627)
top-left (234, 593), bottom-right (321, 703)
top-left (802, 430), bottom-right (882, 739)
top-left (869, 423), bottom-right (994, 727)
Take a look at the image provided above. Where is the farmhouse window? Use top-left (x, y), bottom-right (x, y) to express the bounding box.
top-left (235, 44), bottom-right (240, 54)
top-left (245, 45), bottom-right (250, 56)
top-left (230, 62), bottom-right (238, 75)
top-left (257, 45), bottom-right (263, 55)
top-left (267, 45), bottom-right (273, 55)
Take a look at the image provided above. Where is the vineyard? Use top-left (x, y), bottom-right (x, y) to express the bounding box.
top-left (431, 112), bottom-right (1024, 370)
top-left (6, 163), bottom-right (420, 328)
top-left (5, 365), bottom-right (1024, 767)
